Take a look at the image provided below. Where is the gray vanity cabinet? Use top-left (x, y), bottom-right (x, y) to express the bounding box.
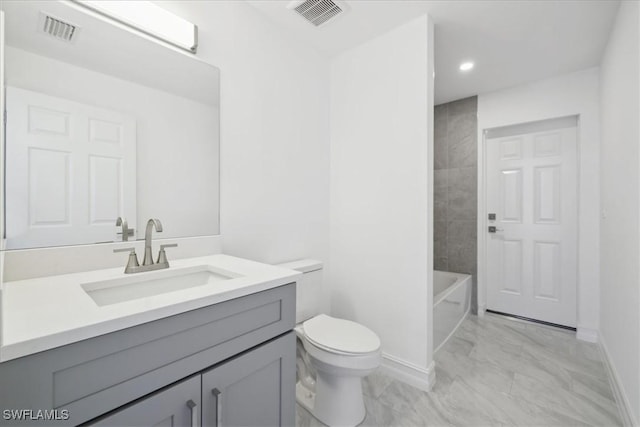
top-left (90, 376), bottom-right (201, 427)
top-left (202, 333), bottom-right (295, 427)
top-left (89, 333), bottom-right (295, 427)
top-left (0, 283), bottom-right (296, 427)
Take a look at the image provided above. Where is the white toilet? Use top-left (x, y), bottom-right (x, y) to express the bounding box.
top-left (277, 259), bottom-right (381, 427)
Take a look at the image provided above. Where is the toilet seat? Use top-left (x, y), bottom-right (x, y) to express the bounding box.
top-left (302, 314), bottom-right (380, 355)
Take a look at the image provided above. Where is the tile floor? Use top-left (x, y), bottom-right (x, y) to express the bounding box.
top-left (296, 313), bottom-right (623, 426)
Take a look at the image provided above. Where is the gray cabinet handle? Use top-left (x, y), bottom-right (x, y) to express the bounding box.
top-left (212, 388), bottom-right (222, 427)
top-left (187, 399), bottom-right (197, 427)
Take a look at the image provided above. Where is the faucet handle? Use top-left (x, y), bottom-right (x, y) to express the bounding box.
top-left (113, 247), bottom-right (140, 273)
top-left (157, 244), bottom-right (178, 265)
top-left (113, 247), bottom-right (137, 254)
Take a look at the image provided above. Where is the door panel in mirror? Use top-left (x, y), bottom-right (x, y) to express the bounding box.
top-left (1, 1), bottom-right (220, 250)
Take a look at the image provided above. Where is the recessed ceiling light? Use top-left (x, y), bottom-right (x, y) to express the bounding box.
top-left (459, 61), bottom-right (474, 71)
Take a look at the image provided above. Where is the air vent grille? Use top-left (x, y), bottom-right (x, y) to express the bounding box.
top-left (40, 13), bottom-right (78, 42)
top-left (293, 0), bottom-right (344, 27)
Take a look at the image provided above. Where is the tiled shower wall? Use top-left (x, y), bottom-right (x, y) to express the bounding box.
top-left (434, 96), bottom-right (478, 311)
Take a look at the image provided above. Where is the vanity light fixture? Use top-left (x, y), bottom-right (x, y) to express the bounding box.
top-left (459, 61), bottom-right (475, 71)
top-left (73, 0), bottom-right (198, 53)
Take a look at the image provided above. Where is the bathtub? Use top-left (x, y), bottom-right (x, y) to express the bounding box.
top-left (433, 270), bottom-right (472, 353)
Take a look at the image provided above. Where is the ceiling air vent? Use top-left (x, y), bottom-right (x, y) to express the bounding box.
top-left (38, 12), bottom-right (80, 43)
top-left (287, 0), bottom-right (348, 27)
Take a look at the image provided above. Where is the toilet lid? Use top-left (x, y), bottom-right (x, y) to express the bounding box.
top-left (303, 314), bottom-right (380, 354)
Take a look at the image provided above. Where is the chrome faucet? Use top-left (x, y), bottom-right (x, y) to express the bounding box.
top-left (143, 219), bottom-right (163, 266)
top-left (113, 218), bottom-right (177, 274)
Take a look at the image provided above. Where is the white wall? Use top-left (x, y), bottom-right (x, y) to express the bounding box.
top-left (161, 1), bottom-right (331, 270)
top-left (599, 1), bottom-right (640, 424)
top-left (329, 15), bottom-right (435, 390)
top-left (477, 68), bottom-right (601, 341)
top-left (4, 46), bottom-right (220, 242)
top-left (0, 10), bottom-right (5, 347)
top-left (1, 1), bottom-right (331, 283)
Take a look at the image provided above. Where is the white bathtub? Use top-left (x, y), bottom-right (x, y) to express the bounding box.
top-left (433, 270), bottom-right (471, 353)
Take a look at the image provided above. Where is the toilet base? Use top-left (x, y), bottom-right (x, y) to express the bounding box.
top-left (296, 372), bottom-right (366, 427)
top-left (296, 382), bottom-right (315, 414)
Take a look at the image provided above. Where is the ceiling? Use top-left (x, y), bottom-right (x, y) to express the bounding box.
top-left (247, 0), bottom-right (620, 104)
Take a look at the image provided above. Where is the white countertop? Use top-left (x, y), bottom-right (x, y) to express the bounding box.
top-left (0, 254), bottom-right (300, 362)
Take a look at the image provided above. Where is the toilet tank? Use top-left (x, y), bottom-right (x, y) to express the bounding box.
top-left (276, 259), bottom-right (323, 323)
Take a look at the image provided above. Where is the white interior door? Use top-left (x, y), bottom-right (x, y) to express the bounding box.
top-left (5, 86), bottom-right (136, 248)
top-left (485, 122), bottom-right (577, 327)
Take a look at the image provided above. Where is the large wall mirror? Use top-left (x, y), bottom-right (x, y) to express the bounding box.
top-left (1, 1), bottom-right (220, 250)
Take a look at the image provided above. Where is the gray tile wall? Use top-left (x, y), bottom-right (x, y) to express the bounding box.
top-left (434, 96), bottom-right (478, 312)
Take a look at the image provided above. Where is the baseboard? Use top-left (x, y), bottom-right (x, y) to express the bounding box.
top-left (477, 303), bottom-right (486, 318)
top-left (379, 353), bottom-right (435, 392)
top-left (576, 327), bottom-right (598, 343)
top-left (599, 335), bottom-right (637, 427)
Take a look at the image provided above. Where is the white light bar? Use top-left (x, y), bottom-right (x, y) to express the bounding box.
top-left (75, 1), bottom-right (197, 53)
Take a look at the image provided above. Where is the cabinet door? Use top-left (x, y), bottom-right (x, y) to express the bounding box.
top-left (89, 376), bottom-right (201, 427)
top-left (202, 332), bottom-right (295, 427)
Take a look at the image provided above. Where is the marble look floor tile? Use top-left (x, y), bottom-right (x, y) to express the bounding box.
top-left (408, 389), bottom-right (456, 426)
top-left (296, 405), bottom-right (325, 427)
top-left (375, 379), bottom-right (424, 414)
top-left (439, 336), bottom-right (474, 356)
top-left (467, 338), bottom-right (524, 372)
top-left (435, 348), bottom-right (513, 395)
top-left (570, 379), bottom-right (621, 422)
top-left (362, 369), bottom-right (394, 399)
top-left (522, 341), bottom-right (608, 383)
top-left (295, 314), bottom-right (623, 427)
top-left (430, 377), bottom-right (516, 426)
top-left (481, 391), bottom-right (593, 427)
top-left (574, 340), bottom-right (602, 363)
top-left (511, 372), bottom-right (621, 426)
top-left (569, 368), bottom-right (616, 402)
top-left (361, 394), bottom-right (401, 427)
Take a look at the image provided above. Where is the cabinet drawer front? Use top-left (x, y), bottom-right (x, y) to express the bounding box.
top-left (55, 299), bottom-right (281, 407)
top-left (62, 284), bottom-right (294, 423)
top-left (87, 375), bottom-right (201, 427)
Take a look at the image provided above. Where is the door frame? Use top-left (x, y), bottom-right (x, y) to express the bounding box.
top-left (477, 115), bottom-right (591, 338)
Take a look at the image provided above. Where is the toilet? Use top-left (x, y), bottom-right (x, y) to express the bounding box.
top-left (277, 260), bottom-right (381, 427)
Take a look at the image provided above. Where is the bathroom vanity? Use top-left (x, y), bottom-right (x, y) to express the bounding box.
top-left (0, 3), bottom-right (296, 425)
top-left (0, 255), bottom-right (298, 426)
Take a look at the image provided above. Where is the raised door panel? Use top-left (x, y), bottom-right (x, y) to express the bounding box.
top-left (89, 155), bottom-right (122, 225)
top-left (5, 86), bottom-right (136, 248)
top-left (534, 165), bottom-right (561, 224)
top-left (88, 376), bottom-right (200, 427)
top-left (500, 169), bottom-right (523, 223)
top-left (486, 124), bottom-right (577, 327)
top-left (202, 332), bottom-right (295, 427)
top-left (533, 132), bottom-right (561, 158)
top-left (28, 105), bottom-right (70, 135)
top-left (28, 148), bottom-right (71, 226)
top-left (500, 239), bottom-right (523, 295)
top-left (533, 241), bottom-right (561, 302)
top-left (499, 136), bottom-right (523, 160)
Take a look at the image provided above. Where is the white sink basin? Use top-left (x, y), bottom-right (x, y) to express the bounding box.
top-left (81, 265), bottom-right (243, 307)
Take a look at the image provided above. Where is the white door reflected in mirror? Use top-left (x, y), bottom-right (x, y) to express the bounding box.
top-left (0, 0), bottom-right (220, 250)
top-left (5, 87), bottom-right (137, 249)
